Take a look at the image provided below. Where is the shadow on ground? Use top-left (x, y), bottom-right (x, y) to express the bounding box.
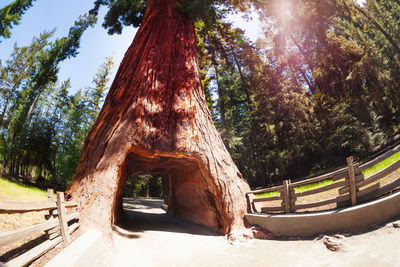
top-left (113, 198), bottom-right (222, 238)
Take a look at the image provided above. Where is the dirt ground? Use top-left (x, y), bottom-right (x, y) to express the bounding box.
top-left (104, 198), bottom-right (400, 267)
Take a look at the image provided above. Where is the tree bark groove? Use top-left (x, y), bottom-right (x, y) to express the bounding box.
top-left (67, 0), bottom-right (250, 238)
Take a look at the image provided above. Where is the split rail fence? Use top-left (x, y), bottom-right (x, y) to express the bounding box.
top-left (0, 189), bottom-right (79, 267)
top-left (247, 145), bottom-right (400, 214)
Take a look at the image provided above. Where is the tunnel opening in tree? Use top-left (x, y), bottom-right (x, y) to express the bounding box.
top-left (114, 152), bottom-right (222, 229)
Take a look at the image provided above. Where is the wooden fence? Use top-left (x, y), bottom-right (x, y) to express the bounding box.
top-left (247, 145), bottom-right (400, 214)
top-left (0, 189), bottom-right (79, 267)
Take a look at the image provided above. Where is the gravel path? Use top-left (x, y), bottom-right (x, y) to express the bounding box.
top-left (107, 198), bottom-right (400, 267)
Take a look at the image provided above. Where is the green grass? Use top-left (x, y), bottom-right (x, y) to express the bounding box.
top-left (255, 190), bottom-right (280, 198)
top-left (255, 151), bottom-right (400, 198)
top-left (0, 177), bottom-right (50, 202)
top-left (362, 151), bottom-right (400, 178)
top-left (255, 179), bottom-right (337, 198)
top-left (293, 179), bottom-right (338, 193)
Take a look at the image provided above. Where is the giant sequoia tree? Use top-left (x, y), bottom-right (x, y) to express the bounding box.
top-left (67, 0), bottom-right (252, 237)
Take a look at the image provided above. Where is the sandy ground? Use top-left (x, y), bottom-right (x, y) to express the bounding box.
top-left (106, 198), bottom-right (400, 267)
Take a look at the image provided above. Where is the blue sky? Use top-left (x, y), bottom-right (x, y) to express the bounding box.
top-left (0, 0), bottom-right (365, 94)
top-left (0, 1), bottom-right (264, 94)
top-left (0, 0), bottom-right (138, 93)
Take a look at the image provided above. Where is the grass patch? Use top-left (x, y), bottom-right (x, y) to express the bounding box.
top-left (293, 179), bottom-right (337, 193)
top-left (362, 151), bottom-right (400, 178)
top-left (255, 191), bottom-right (280, 198)
top-left (0, 177), bottom-right (50, 202)
top-left (255, 179), bottom-right (340, 198)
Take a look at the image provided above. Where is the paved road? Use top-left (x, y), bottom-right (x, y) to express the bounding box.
top-left (106, 198), bottom-right (400, 267)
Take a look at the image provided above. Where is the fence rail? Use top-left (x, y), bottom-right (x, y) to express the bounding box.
top-left (247, 145), bottom-right (400, 214)
top-left (0, 189), bottom-right (79, 267)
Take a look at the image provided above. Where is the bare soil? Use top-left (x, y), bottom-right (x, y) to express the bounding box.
top-left (106, 198), bottom-right (400, 267)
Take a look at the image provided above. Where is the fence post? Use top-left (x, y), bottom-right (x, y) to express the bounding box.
top-left (283, 180), bottom-right (291, 213)
top-left (347, 157), bottom-right (357, 206)
top-left (47, 188), bottom-right (54, 202)
top-left (57, 192), bottom-right (71, 244)
top-left (246, 193), bottom-right (257, 213)
top-left (289, 182), bottom-right (296, 213)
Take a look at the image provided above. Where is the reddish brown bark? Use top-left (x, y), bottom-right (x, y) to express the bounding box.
top-left (67, 0), bottom-right (250, 238)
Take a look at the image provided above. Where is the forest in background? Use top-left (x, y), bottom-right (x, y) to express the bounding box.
top-left (0, 0), bottom-right (399, 191)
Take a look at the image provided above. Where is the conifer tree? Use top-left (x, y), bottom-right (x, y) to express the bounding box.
top-left (0, 0), bottom-right (36, 39)
top-left (68, 0), bottom-right (255, 238)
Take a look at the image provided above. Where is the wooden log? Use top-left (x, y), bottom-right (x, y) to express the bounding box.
top-left (57, 192), bottom-right (71, 244)
top-left (45, 213), bottom-right (57, 220)
top-left (338, 174), bottom-right (366, 195)
top-left (358, 177), bottom-right (400, 203)
top-left (337, 183), bottom-right (381, 208)
top-left (295, 180), bottom-right (348, 198)
top-left (45, 208), bottom-right (59, 220)
top-left (51, 209), bottom-right (59, 216)
top-left (355, 173), bottom-right (365, 182)
top-left (0, 201), bottom-right (77, 213)
top-left (48, 222), bottom-right (79, 240)
top-left (357, 183), bottom-right (380, 198)
top-left (248, 184), bottom-right (284, 194)
top-left (356, 159), bottom-right (400, 189)
top-left (261, 206), bottom-right (285, 213)
top-left (47, 226), bottom-right (60, 235)
top-left (294, 194), bottom-right (351, 210)
top-left (289, 187), bottom-right (296, 212)
top-left (252, 196), bottom-right (281, 203)
top-left (359, 144), bottom-right (400, 171)
top-left (0, 201), bottom-right (55, 213)
top-left (290, 167), bottom-right (348, 187)
top-left (4, 236), bottom-right (62, 267)
top-left (339, 160), bottom-right (400, 195)
top-left (246, 193), bottom-right (257, 213)
top-left (283, 180), bottom-right (291, 213)
top-left (47, 188), bottom-right (55, 202)
top-left (0, 212), bottom-right (78, 247)
top-left (332, 172), bottom-right (348, 181)
top-left (46, 212), bottom-right (79, 236)
top-left (347, 157), bottom-right (357, 206)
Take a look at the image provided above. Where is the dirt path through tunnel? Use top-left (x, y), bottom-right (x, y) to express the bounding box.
top-left (106, 198), bottom-right (400, 267)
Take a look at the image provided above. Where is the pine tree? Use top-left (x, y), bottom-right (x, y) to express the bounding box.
top-left (0, 0), bottom-right (36, 39)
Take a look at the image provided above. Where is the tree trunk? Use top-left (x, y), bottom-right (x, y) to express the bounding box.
top-left (0, 92), bottom-right (11, 128)
top-left (23, 87), bottom-right (43, 126)
top-left (67, 0), bottom-right (250, 238)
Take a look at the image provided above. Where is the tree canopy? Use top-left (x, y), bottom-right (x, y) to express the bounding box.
top-left (0, 0), bottom-right (36, 39)
top-left (0, 0), bottom-right (399, 190)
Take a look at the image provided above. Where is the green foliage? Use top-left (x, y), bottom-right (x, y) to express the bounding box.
top-left (123, 174), bottom-right (163, 198)
top-left (32, 14), bottom-right (97, 90)
top-left (90, 0), bottom-right (146, 34)
top-left (0, 0), bottom-right (36, 39)
top-left (55, 57), bottom-right (114, 187)
top-left (175, 0), bottom-right (220, 29)
top-left (196, 0), bottom-right (400, 188)
top-left (1, 0), bottom-right (400, 192)
top-left (90, 0), bottom-right (252, 34)
top-left (0, 19), bottom-right (113, 188)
